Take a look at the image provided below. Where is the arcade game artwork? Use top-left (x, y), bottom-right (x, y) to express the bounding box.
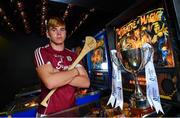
top-left (88, 30), bottom-right (110, 72)
top-left (90, 38), bottom-right (106, 71)
top-left (116, 8), bottom-right (175, 68)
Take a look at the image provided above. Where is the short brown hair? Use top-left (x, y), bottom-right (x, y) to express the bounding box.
top-left (46, 16), bottom-right (65, 30)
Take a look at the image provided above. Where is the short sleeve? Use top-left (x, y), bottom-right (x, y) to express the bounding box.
top-left (34, 47), bottom-right (48, 68)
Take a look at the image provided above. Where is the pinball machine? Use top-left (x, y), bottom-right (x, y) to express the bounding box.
top-left (106, 0), bottom-right (180, 116)
top-left (86, 29), bottom-right (112, 91)
top-left (0, 85), bottom-right (40, 117)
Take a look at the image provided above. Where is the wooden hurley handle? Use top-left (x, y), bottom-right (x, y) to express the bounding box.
top-left (41, 36), bottom-right (97, 107)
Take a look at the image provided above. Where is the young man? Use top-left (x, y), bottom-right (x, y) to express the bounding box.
top-left (34, 16), bottom-right (90, 115)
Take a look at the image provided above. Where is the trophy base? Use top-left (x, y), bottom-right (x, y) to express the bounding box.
top-left (129, 95), bottom-right (154, 117)
top-left (130, 95), bottom-right (149, 109)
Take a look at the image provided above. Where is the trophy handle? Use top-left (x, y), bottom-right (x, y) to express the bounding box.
top-left (110, 50), bottom-right (121, 68)
top-left (139, 45), bottom-right (154, 72)
top-left (111, 49), bottom-right (131, 73)
top-left (115, 50), bottom-right (134, 73)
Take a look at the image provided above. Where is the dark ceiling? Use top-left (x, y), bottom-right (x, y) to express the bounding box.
top-left (0, 0), bottom-right (136, 45)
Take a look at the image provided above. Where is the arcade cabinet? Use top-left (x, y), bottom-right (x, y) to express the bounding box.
top-left (86, 29), bottom-right (112, 96)
top-left (106, 0), bottom-right (180, 116)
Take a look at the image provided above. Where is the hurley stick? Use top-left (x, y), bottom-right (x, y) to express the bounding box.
top-left (41, 36), bottom-right (97, 107)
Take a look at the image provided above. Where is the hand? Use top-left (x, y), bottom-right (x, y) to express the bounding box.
top-left (75, 66), bottom-right (88, 77)
top-left (74, 67), bottom-right (79, 77)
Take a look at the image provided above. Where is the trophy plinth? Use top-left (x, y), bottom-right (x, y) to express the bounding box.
top-left (129, 105), bottom-right (154, 117)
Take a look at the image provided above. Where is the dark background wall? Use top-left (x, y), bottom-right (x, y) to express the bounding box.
top-left (0, 31), bottom-right (49, 110)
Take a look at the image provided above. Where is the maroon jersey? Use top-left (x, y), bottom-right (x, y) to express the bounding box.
top-left (34, 44), bottom-right (77, 114)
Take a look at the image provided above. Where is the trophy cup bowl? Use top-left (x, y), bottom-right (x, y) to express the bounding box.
top-left (117, 46), bottom-right (153, 109)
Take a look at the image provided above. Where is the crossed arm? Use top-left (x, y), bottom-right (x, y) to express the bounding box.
top-left (36, 63), bottom-right (90, 90)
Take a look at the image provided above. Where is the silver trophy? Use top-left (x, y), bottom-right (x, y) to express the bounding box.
top-left (116, 36), bottom-right (154, 109)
